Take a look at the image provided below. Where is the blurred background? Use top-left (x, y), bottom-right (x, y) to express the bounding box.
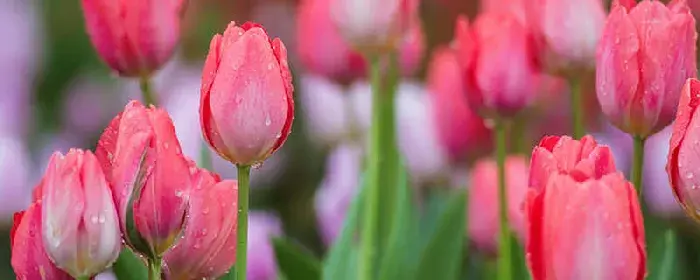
top-left (2, 0), bottom-right (700, 278)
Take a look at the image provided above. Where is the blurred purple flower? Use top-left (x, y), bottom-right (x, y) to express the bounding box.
top-left (62, 74), bottom-right (125, 137)
top-left (0, 136), bottom-right (31, 223)
top-left (644, 125), bottom-right (683, 217)
top-left (314, 143), bottom-right (363, 245)
top-left (300, 75), bottom-right (351, 146)
top-left (591, 123), bottom-right (633, 175)
top-left (247, 212), bottom-right (282, 280)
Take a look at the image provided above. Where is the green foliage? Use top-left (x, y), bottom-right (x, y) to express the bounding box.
top-left (272, 238), bottom-right (322, 280)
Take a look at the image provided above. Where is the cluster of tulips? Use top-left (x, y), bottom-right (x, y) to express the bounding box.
top-left (11, 0), bottom-right (700, 279)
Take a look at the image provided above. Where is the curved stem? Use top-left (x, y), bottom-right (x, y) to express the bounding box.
top-left (148, 257), bottom-right (162, 280)
top-left (236, 165), bottom-right (251, 280)
top-left (140, 76), bottom-right (158, 106)
top-left (569, 77), bottom-right (584, 139)
top-left (631, 135), bottom-right (646, 197)
top-left (495, 118), bottom-right (512, 280)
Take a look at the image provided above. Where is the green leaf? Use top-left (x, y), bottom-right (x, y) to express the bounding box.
top-left (272, 237), bottom-right (322, 280)
top-left (378, 165), bottom-right (414, 280)
top-left (124, 147), bottom-right (155, 259)
top-left (510, 234), bottom-right (531, 280)
top-left (322, 176), bottom-right (366, 280)
top-left (413, 190), bottom-right (467, 280)
top-left (649, 229), bottom-right (677, 280)
top-left (112, 248), bottom-right (147, 280)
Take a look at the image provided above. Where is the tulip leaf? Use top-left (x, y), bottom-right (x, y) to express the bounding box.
top-left (378, 164), bottom-right (415, 280)
top-left (511, 233), bottom-right (531, 280)
top-left (272, 237), bottom-right (322, 280)
top-left (322, 175), bottom-right (366, 280)
top-left (412, 190), bottom-right (467, 280)
top-left (649, 229), bottom-right (679, 280)
top-left (124, 147), bottom-right (155, 259)
top-left (112, 248), bottom-right (148, 280)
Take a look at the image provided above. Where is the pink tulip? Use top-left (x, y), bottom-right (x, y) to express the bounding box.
top-left (164, 165), bottom-right (238, 280)
top-left (11, 202), bottom-right (73, 280)
top-left (40, 149), bottom-right (121, 278)
top-left (96, 100), bottom-right (191, 257)
top-left (80, 0), bottom-right (185, 77)
top-left (667, 78), bottom-right (700, 221)
top-left (200, 21), bottom-right (294, 166)
top-left (596, 0), bottom-right (696, 138)
top-left (468, 156), bottom-right (529, 253)
top-left (454, 13), bottom-right (541, 117)
top-left (427, 46), bottom-right (491, 161)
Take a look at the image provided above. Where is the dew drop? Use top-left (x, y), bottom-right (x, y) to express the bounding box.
top-left (175, 190), bottom-right (184, 197)
top-left (202, 207), bottom-right (210, 215)
top-left (98, 214), bottom-right (106, 224)
top-left (91, 215), bottom-right (99, 224)
top-left (267, 63), bottom-right (274, 70)
top-left (686, 172), bottom-right (694, 179)
top-left (264, 114), bottom-right (271, 126)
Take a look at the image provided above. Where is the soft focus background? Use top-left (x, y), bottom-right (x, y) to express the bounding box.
top-left (2, 0), bottom-right (700, 278)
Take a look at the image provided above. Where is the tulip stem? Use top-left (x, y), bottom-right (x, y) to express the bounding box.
top-left (570, 77), bottom-right (584, 139)
top-left (140, 76), bottom-right (158, 106)
top-left (631, 135), bottom-right (646, 196)
top-left (236, 165), bottom-right (251, 280)
top-left (148, 257), bottom-right (162, 280)
top-left (495, 118), bottom-right (512, 280)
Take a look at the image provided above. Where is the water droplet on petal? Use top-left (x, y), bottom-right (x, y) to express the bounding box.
top-left (265, 114), bottom-right (271, 126)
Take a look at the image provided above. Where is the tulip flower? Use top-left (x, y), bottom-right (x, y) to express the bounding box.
top-left (454, 14), bottom-right (541, 117)
top-left (40, 149), bottom-right (121, 279)
top-left (427, 46), bottom-right (491, 161)
top-left (11, 202), bottom-right (73, 280)
top-left (80, 0), bottom-right (186, 77)
top-left (95, 100), bottom-right (190, 259)
top-left (200, 21), bottom-right (294, 166)
top-left (164, 166), bottom-right (238, 280)
top-left (596, 0), bottom-right (696, 138)
top-left (666, 78), bottom-right (700, 221)
top-left (525, 170), bottom-right (646, 279)
top-left (468, 156), bottom-right (529, 253)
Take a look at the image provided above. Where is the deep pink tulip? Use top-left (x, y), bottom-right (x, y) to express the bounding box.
top-left (80, 0), bottom-right (185, 77)
top-left (468, 156), bottom-right (529, 253)
top-left (96, 100), bottom-right (191, 257)
top-left (200, 21), bottom-right (294, 166)
top-left (666, 78), bottom-right (700, 221)
top-left (427, 46), bottom-right (491, 161)
top-left (41, 149), bottom-right (121, 278)
top-left (11, 202), bottom-right (73, 280)
top-left (164, 165), bottom-right (238, 280)
top-left (596, 0), bottom-right (696, 138)
top-left (454, 14), bottom-right (541, 117)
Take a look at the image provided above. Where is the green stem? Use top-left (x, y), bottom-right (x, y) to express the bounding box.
top-left (495, 118), bottom-right (512, 280)
top-left (569, 78), bottom-right (584, 139)
top-left (631, 135), bottom-right (646, 197)
top-left (140, 76), bottom-right (158, 106)
top-left (236, 165), bottom-right (251, 280)
top-left (76, 277), bottom-right (91, 280)
top-left (148, 257), bottom-right (162, 280)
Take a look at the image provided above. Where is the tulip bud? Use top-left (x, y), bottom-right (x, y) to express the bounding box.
top-left (80, 0), bottom-right (185, 77)
top-left (329, 0), bottom-right (419, 52)
top-left (666, 78), bottom-right (700, 221)
top-left (468, 156), bottom-right (529, 253)
top-left (427, 46), bottom-right (491, 161)
top-left (200, 21), bottom-right (294, 166)
top-left (525, 172), bottom-right (646, 279)
top-left (40, 149), bottom-right (121, 278)
top-left (454, 14), bottom-right (541, 117)
top-left (11, 202), bottom-right (73, 280)
top-left (596, 0), bottom-right (696, 138)
top-left (164, 166), bottom-right (237, 280)
top-left (96, 100), bottom-right (191, 258)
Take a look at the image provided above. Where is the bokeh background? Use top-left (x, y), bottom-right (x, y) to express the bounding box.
top-left (2, 0), bottom-right (700, 278)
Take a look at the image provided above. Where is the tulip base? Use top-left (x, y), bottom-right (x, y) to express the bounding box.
top-left (148, 257), bottom-right (162, 280)
top-left (236, 165), bottom-right (252, 280)
top-left (495, 118), bottom-right (512, 280)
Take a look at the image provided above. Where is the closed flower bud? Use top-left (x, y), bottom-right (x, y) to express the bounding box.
top-left (40, 149), bottom-right (121, 278)
top-left (200, 21), bottom-right (294, 166)
top-left (80, 0), bottom-right (185, 77)
top-left (597, 0), bottom-right (696, 138)
top-left (11, 202), bottom-right (73, 280)
top-left (164, 166), bottom-right (238, 280)
top-left (96, 100), bottom-right (191, 258)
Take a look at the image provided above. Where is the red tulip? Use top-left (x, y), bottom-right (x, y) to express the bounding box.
top-left (525, 172), bottom-right (646, 280)
top-left (96, 100), bottom-right (191, 257)
top-left (164, 165), bottom-right (237, 280)
top-left (40, 149), bottom-right (121, 278)
top-left (426, 46), bottom-right (491, 161)
top-left (454, 13), bottom-right (541, 117)
top-left (666, 78), bottom-right (700, 221)
top-left (468, 156), bottom-right (529, 253)
top-left (200, 21), bottom-right (294, 166)
top-left (596, 0), bottom-right (696, 138)
top-left (11, 202), bottom-right (72, 280)
top-left (80, 0), bottom-right (185, 77)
